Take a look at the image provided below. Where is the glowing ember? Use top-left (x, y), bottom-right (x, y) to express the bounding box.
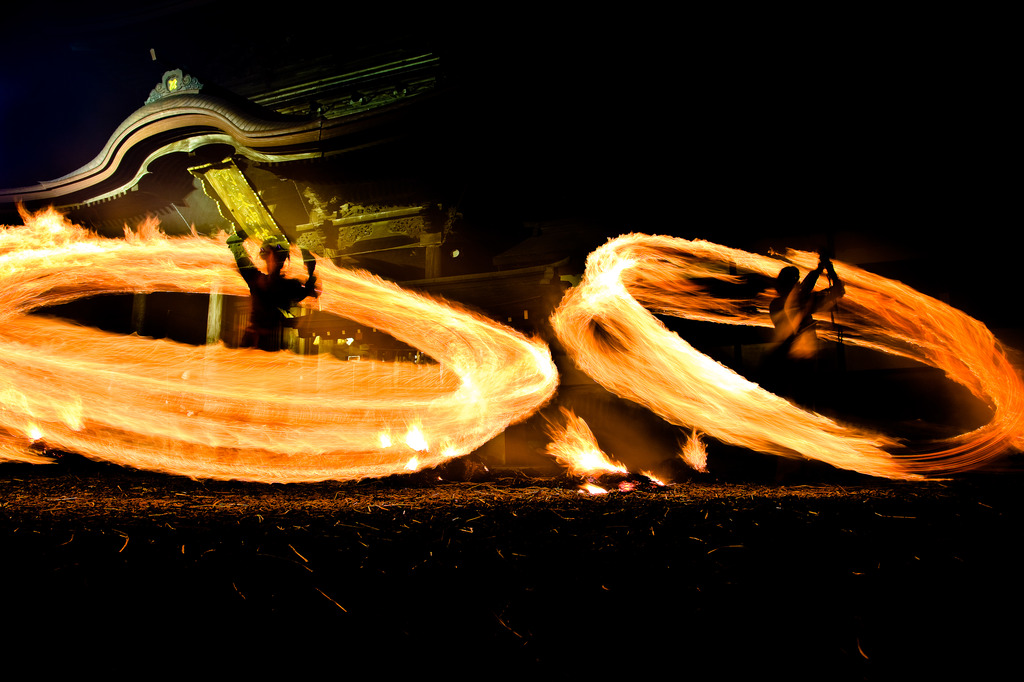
top-left (680, 428), bottom-right (708, 473)
top-left (545, 407), bottom-right (628, 477)
top-left (0, 207), bottom-right (558, 482)
top-left (580, 483), bottom-right (608, 495)
top-left (640, 470), bottom-right (666, 486)
top-left (550, 233), bottom-right (1024, 479)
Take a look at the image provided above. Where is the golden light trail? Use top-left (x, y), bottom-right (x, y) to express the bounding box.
top-left (550, 233), bottom-right (1024, 480)
top-left (0, 207), bottom-right (558, 482)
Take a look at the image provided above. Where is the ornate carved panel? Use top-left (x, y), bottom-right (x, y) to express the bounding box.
top-left (188, 158), bottom-right (288, 246)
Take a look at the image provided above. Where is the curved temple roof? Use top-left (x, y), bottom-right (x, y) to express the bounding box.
top-left (0, 72), bottom-right (440, 211)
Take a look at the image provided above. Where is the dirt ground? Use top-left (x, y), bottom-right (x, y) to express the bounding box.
top-left (3, 454), bottom-right (1022, 678)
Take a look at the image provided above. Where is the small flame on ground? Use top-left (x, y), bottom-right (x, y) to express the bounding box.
top-left (680, 428), bottom-right (708, 473)
top-left (640, 470), bottom-right (666, 486)
top-left (580, 483), bottom-right (608, 495)
top-left (545, 407), bottom-right (628, 477)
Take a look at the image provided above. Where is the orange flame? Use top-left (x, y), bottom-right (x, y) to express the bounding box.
top-left (680, 429), bottom-right (708, 473)
top-left (640, 470), bottom-right (666, 486)
top-left (545, 407), bottom-right (628, 477)
top-left (550, 234), bottom-right (1024, 479)
top-left (0, 207), bottom-right (558, 482)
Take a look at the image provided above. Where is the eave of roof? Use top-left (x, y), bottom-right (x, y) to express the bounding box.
top-left (0, 87), bottom-right (442, 209)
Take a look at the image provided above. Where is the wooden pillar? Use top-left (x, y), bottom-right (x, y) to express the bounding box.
top-left (425, 244), bottom-right (441, 279)
top-left (131, 293), bottom-right (146, 334)
top-left (206, 290), bottom-right (223, 345)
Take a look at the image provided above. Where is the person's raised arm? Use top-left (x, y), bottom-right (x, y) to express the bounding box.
top-left (299, 247), bottom-right (319, 298)
top-left (226, 227), bottom-right (257, 284)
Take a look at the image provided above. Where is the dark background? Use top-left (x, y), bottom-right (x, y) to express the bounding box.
top-left (1, 3), bottom-right (1010, 229)
top-left (2, 3), bottom-right (1015, 325)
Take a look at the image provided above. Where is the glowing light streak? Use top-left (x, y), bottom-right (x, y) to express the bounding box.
top-left (0, 207), bottom-right (557, 482)
top-left (550, 234), bottom-right (1024, 479)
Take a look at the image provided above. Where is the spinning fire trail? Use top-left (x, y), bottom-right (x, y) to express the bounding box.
top-left (0, 207), bottom-right (557, 482)
top-left (2, 210), bottom-right (1021, 482)
top-left (551, 234), bottom-right (1024, 480)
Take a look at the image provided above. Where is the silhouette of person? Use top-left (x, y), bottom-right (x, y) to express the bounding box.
top-left (227, 227), bottom-right (318, 352)
top-left (764, 254), bottom-right (845, 407)
top-left (770, 254), bottom-right (845, 360)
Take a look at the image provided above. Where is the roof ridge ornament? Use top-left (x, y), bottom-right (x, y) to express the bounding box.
top-left (145, 69), bottom-right (203, 105)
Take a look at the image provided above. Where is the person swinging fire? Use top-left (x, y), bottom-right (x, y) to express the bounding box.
top-left (769, 252), bottom-right (845, 361)
top-left (227, 226), bottom-right (319, 352)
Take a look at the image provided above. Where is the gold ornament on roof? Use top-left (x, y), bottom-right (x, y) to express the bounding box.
top-left (146, 69), bottom-right (203, 105)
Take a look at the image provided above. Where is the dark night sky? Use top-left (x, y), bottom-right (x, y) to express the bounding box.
top-left (0, 3), bottom-right (1012, 275)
